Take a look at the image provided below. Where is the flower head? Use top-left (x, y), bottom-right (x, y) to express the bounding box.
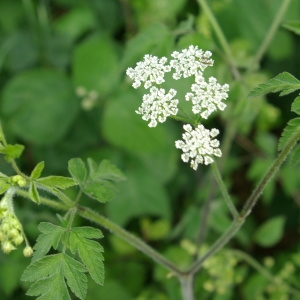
top-left (126, 54), bottom-right (171, 89)
top-left (136, 87), bottom-right (179, 127)
top-left (185, 75), bottom-right (229, 119)
top-left (175, 124), bottom-right (222, 170)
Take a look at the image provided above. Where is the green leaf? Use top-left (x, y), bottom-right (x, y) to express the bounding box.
top-left (283, 20), bottom-right (300, 35)
top-left (254, 216), bottom-right (285, 247)
top-left (36, 176), bottom-right (77, 190)
top-left (278, 118), bottom-right (300, 151)
top-left (29, 182), bottom-right (40, 204)
top-left (22, 253), bottom-right (87, 300)
top-left (0, 143), bottom-right (24, 161)
top-left (30, 161), bottom-right (45, 179)
top-left (68, 158), bottom-right (126, 203)
top-left (291, 96), bottom-right (300, 115)
top-left (248, 72), bottom-right (300, 97)
top-left (289, 144), bottom-right (300, 166)
top-left (32, 222), bottom-right (66, 261)
top-left (0, 179), bottom-right (10, 195)
top-left (1, 69), bottom-right (79, 145)
top-left (68, 226), bottom-right (104, 286)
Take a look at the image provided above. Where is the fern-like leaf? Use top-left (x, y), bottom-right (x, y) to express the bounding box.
top-left (278, 118), bottom-right (300, 151)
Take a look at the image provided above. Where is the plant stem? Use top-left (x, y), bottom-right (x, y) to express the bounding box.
top-left (187, 132), bottom-right (300, 275)
top-left (211, 162), bottom-right (239, 219)
top-left (197, 0), bottom-right (241, 80)
top-left (179, 274), bottom-right (194, 300)
top-left (248, 0), bottom-right (292, 72)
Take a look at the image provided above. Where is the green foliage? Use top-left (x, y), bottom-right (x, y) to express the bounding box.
top-left (22, 222), bottom-right (104, 300)
top-left (283, 20), bottom-right (300, 35)
top-left (68, 158), bottom-right (126, 202)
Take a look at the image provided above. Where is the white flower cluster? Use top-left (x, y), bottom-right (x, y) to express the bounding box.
top-left (175, 124), bottom-right (222, 170)
top-left (126, 45), bottom-right (229, 169)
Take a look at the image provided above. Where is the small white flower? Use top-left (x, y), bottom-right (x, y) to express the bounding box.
top-left (136, 87), bottom-right (179, 127)
top-left (185, 75), bottom-right (229, 119)
top-left (170, 45), bottom-right (213, 80)
top-left (175, 124), bottom-right (222, 170)
top-left (126, 54), bottom-right (171, 89)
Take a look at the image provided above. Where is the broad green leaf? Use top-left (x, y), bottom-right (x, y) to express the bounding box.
top-left (278, 118), bottom-right (300, 151)
top-left (1, 69), bottom-right (79, 145)
top-left (107, 169), bottom-right (170, 226)
top-left (32, 222), bottom-right (66, 261)
top-left (254, 216), bottom-right (285, 247)
top-left (291, 96), bottom-right (300, 115)
top-left (0, 144), bottom-right (24, 161)
top-left (248, 72), bottom-right (300, 97)
top-left (30, 161), bottom-right (45, 179)
top-left (283, 20), bottom-right (300, 35)
top-left (29, 182), bottom-right (40, 204)
top-left (22, 253), bottom-right (87, 300)
top-left (36, 176), bottom-right (77, 190)
top-left (72, 35), bottom-right (120, 95)
top-left (68, 227), bottom-right (104, 285)
top-left (68, 158), bottom-right (126, 203)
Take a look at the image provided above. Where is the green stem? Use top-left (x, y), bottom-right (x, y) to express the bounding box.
top-left (211, 162), bottom-right (239, 219)
top-left (179, 274), bottom-right (194, 300)
top-left (197, 0), bottom-right (241, 80)
top-left (188, 132), bottom-right (300, 275)
top-left (232, 249), bottom-right (300, 297)
top-left (248, 0), bottom-right (292, 72)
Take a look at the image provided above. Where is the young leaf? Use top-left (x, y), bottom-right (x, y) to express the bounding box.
top-left (283, 20), bottom-right (300, 35)
top-left (278, 118), bottom-right (300, 151)
top-left (291, 96), bottom-right (300, 115)
top-left (249, 72), bottom-right (300, 97)
top-left (30, 161), bottom-right (45, 179)
top-left (36, 176), bottom-right (77, 190)
top-left (0, 144), bottom-right (25, 162)
top-left (32, 222), bottom-right (66, 261)
top-left (29, 182), bottom-right (41, 204)
top-left (0, 179), bottom-right (10, 195)
top-left (22, 253), bottom-right (88, 300)
top-left (68, 226), bottom-right (104, 285)
top-left (68, 158), bottom-right (126, 203)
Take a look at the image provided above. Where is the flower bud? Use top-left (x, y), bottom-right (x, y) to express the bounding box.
top-left (2, 241), bottom-right (15, 254)
top-left (23, 246), bottom-right (33, 257)
top-left (8, 228), bottom-right (19, 238)
top-left (13, 235), bottom-right (24, 246)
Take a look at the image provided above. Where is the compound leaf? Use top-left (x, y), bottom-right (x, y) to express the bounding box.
top-left (68, 226), bottom-right (104, 285)
top-left (249, 72), bottom-right (300, 97)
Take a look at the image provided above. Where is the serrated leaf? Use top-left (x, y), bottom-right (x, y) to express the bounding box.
top-left (0, 143), bottom-right (24, 161)
top-left (291, 96), bottom-right (300, 115)
top-left (254, 216), bottom-right (285, 247)
top-left (36, 176), bottom-right (77, 190)
top-left (289, 144), bottom-right (300, 166)
top-left (283, 20), bottom-right (300, 35)
top-left (249, 72), bottom-right (300, 97)
top-left (30, 161), bottom-right (45, 179)
top-left (29, 182), bottom-right (40, 204)
top-left (22, 253), bottom-right (87, 300)
top-left (32, 222), bottom-right (66, 261)
top-left (68, 226), bottom-right (104, 285)
top-left (278, 118), bottom-right (300, 151)
top-left (69, 158), bottom-right (126, 203)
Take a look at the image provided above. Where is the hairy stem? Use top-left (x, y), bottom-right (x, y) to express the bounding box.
top-left (179, 274), bottom-right (194, 300)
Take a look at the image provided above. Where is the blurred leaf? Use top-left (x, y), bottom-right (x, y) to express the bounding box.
top-left (254, 216), bottom-right (285, 247)
top-left (249, 72), bottom-right (300, 97)
top-left (291, 96), bottom-right (300, 115)
top-left (72, 35), bottom-right (120, 95)
top-left (283, 20), bottom-right (300, 35)
top-left (0, 143), bottom-right (24, 162)
top-left (140, 218), bottom-right (170, 240)
top-left (68, 158), bottom-right (126, 202)
top-left (289, 144), bottom-right (300, 166)
top-left (30, 161), bottom-right (45, 179)
top-left (278, 118), bottom-right (300, 151)
top-left (107, 169), bottom-right (170, 226)
top-left (1, 69), bottom-right (79, 145)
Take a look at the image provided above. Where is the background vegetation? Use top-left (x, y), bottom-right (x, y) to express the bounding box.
top-left (0, 0), bottom-right (299, 299)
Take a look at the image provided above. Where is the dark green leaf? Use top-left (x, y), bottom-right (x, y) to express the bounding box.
top-left (1, 69), bottom-right (79, 145)
top-left (254, 216), bottom-right (285, 247)
top-left (291, 96), bottom-right (300, 115)
top-left (278, 118), bottom-right (300, 151)
top-left (36, 176), bottom-right (77, 190)
top-left (29, 182), bottom-right (40, 204)
top-left (248, 72), bottom-right (300, 97)
top-left (283, 20), bottom-right (300, 35)
top-left (289, 144), bottom-right (300, 166)
top-left (68, 227), bottom-right (104, 285)
top-left (32, 222), bottom-right (66, 261)
top-left (30, 161), bottom-right (45, 179)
